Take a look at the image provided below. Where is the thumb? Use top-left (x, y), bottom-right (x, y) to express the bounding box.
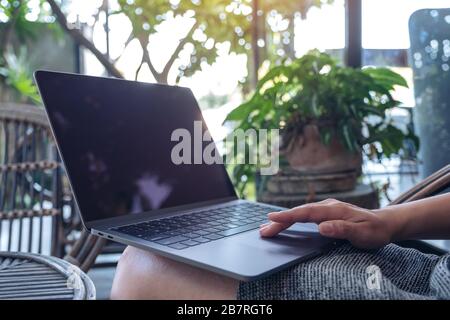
top-left (319, 220), bottom-right (356, 240)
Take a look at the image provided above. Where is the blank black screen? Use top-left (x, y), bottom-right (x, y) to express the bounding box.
top-left (35, 71), bottom-right (236, 223)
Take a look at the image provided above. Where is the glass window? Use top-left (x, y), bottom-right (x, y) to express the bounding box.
top-left (362, 0), bottom-right (450, 108)
top-left (362, 0), bottom-right (450, 49)
top-left (294, 0), bottom-right (346, 56)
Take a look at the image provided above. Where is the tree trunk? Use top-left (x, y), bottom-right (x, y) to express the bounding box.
top-left (251, 0), bottom-right (261, 89)
top-left (283, 14), bottom-right (296, 60)
top-left (46, 0), bottom-right (123, 79)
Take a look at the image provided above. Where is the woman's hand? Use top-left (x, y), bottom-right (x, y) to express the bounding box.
top-left (260, 199), bottom-right (394, 249)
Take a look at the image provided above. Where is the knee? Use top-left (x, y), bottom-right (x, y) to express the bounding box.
top-left (110, 246), bottom-right (239, 300)
top-left (111, 246), bottom-right (167, 299)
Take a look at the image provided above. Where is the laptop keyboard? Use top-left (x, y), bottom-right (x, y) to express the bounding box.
top-left (110, 203), bottom-right (272, 250)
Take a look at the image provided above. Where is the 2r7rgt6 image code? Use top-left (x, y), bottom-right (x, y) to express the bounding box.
top-left (221, 304), bottom-right (273, 316)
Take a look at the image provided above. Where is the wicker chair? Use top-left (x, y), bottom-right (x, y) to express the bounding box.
top-left (0, 103), bottom-right (106, 272)
top-left (0, 252), bottom-right (96, 300)
top-left (391, 164), bottom-right (450, 255)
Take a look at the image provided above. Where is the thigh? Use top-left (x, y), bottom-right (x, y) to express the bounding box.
top-left (111, 246), bottom-right (239, 300)
top-left (237, 244), bottom-right (440, 300)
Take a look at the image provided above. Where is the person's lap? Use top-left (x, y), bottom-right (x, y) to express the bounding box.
top-left (111, 246), bottom-right (239, 300)
top-left (111, 243), bottom-right (446, 300)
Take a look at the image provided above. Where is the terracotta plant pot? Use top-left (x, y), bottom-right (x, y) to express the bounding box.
top-left (283, 124), bottom-right (362, 174)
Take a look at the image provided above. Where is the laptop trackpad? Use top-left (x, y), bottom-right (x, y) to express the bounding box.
top-left (177, 222), bottom-right (333, 281)
top-left (243, 223), bottom-right (329, 252)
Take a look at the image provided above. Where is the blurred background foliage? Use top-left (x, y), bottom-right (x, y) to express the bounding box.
top-left (0, 0), bottom-right (47, 103)
top-left (0, 0), bottom-right (335, 104)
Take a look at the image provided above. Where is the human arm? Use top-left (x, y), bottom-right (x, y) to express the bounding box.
top-left (260, 193), bottom-right (450, 249)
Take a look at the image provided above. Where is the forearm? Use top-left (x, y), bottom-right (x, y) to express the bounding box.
top-left (377, 193), bottom-right (450, 241)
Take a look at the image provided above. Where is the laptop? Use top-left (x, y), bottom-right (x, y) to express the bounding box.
top-left (34, 70), bottom-right (336, 281)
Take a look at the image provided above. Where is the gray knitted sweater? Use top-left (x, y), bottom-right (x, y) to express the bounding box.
top-left (237, 244), bottom-right (450, 300)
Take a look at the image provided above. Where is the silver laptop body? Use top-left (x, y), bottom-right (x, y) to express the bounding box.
top-left (35, 70), bottom-right (336, 281)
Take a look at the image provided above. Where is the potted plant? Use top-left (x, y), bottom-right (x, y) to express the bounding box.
top-left (224, 50), bottom-right (419, 197)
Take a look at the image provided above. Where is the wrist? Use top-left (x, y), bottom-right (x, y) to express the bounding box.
top-left (374, 207), bottom-right (406, 243)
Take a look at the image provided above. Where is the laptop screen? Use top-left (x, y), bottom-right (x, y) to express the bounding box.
top-left (35, 71), bottom-right (236, 223)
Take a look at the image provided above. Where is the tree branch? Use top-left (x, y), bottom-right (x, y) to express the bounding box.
top-left (110, 32), bottom-right (135, 64)
top-left (135, 55), bottom-right (145, 80)
top-left (46, 0), bottom-right (123, 78)
top-left (161, 22), bottom-right (198, 82)
top-left (138, 36), bottom-right (165, 83)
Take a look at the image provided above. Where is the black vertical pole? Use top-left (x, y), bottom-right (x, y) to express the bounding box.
top-left (345, 0), bottom-right (362, 68)
top-left (105, 0), bottom-right (110, 74)
top-left (74, 43), bottom-right (82, 73)
top-left (74, 14), bottom-right (82, 74)
top-left (251, 0), bottom-right (261, 88)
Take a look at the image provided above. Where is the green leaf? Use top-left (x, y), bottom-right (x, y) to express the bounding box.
top-left (320, 128), bottom-right (332, 146)
top-left (223, 98), bottom-right (257, 123)
top-left (1, 47), bottom-right (41, 104)
top-left (342, 124), bottom-right (355, 152)
top-left (363, 68), bottom-right (409, 88)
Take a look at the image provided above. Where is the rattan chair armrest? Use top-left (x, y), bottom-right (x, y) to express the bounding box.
top-left (64, 230), bottom-right (107, 272)
top-left (389, 165), bottom-right (450, 255)
top-left (390, 164), bottom-right (450, 205)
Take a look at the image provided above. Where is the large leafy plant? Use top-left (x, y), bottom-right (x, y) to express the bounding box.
top-left (224, 50), bottom-right (419, 196)
top-left (0, 48), bottom-right (41, 104)
top-left (0, 0), bottom-right (51, 104)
